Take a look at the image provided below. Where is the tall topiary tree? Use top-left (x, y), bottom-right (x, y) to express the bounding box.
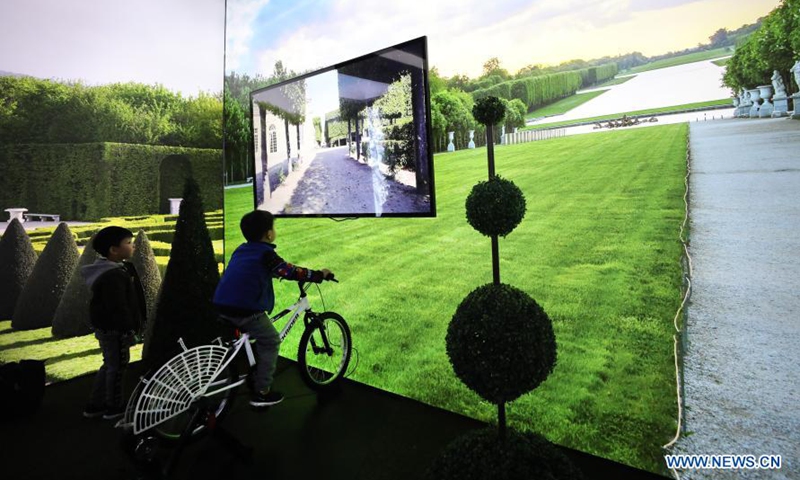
top-left (429, 95), bottom-right (571, 479)
top-left (144, 178), bottom-right (222, 368)
top-left (12, 223), bottom-right (79, 330)
top-left (0, 219), bottom-right (37, 320)
top-left (51, 232), bottom-right (100, 337)
top-left (131, 230), bottom-right (162, 359)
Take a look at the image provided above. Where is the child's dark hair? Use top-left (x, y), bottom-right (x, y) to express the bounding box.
top-left (240, 210), bottom-right (274, 242)
top-left (93, 226), bottom-right (134, 257)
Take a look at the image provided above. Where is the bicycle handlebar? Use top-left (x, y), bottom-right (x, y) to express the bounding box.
top-left (298, 273), bottom-right (337, 293)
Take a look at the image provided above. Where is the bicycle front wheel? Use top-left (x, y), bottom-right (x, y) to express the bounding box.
top-left (297, 312), bottom-right (352, 390)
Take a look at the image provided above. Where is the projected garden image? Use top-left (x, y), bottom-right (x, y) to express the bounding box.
top-left (224, 122), bottom-right (687, 472)
top-left (223, 0), bottom-right (794, 475)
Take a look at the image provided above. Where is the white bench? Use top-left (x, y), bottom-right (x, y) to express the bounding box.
top-left (24, 213), bottom-right (60, 222)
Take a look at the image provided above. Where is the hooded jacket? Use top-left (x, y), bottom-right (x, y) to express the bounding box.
top-left (81, 259), bottom-right (146, 333)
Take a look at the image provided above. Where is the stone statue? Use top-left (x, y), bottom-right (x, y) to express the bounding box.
top-left (772, 70), bottom-right (787, 97)
top-left (793, 60), bottom-right (800, 91)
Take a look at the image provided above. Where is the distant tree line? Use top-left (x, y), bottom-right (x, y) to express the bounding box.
top-left (0, 77), bottom-right (222, 149)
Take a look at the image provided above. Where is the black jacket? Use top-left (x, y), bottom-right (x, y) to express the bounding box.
top-left (81, 259), bottom-right (146, 333)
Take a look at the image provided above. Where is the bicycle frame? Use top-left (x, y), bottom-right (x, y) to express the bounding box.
top-left (202, 291), bottom-right (312, 398)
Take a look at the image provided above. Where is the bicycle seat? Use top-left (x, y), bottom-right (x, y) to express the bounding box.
top-left (215, 317), bottom-right (242, 341)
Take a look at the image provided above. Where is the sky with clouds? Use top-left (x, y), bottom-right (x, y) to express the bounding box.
top-left (228, 0), bottom-right (781, 79)
top-left (0, 0), bottom-right (781, 96)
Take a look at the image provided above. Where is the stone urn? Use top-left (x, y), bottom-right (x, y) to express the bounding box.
top-left (758, 85), bottom-right (773, 101)
top-left (447, 131), bottom-right (455, 152)
top-left (468, 130), bottom-right (476, 149)
top-left (748, 88), bottom-right (762, 117)
top-left (792, 60), bottom-right (800, 119)
top-left (758, 85), bottom-right (774, 117)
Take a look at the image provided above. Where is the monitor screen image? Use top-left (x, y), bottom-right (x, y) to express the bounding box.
top-left (250, 37), bottom-right (435, 218)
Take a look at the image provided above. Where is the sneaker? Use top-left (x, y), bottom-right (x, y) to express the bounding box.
top-left (250, 390), bottom-right (284, 407)
top-left (103, 408), bottom-right (125, 421)
top-left (83, 404), bottom-right (106, 419)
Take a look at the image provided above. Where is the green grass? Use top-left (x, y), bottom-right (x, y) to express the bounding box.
top-left (525, 90), bottom-right (608, 120)
top-left (712, 58), bottom-right (731, 67)
top-left (525, 98), bottom-right (733, 130)
top-left (224, 124), bottom-right (689, 474)
top-left (0, 321), bottom-right (143, 383)
top-left (594, 75), bottom-right (636, 88)
top-left (622, 47), bottom-right (733, 74)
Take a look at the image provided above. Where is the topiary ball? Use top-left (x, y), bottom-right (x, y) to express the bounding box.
top-left (466, 175), bottom-right (526, 237)
top-left (424, 427), bottom-right (584, 480)
top-left (446, 283), bottom-right (556, 405)
top-left (473, 96), bottom-right (506, 126)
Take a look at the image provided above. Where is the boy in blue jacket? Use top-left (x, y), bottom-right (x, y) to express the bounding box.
top-left (213, 210), bottom-right (332, 407)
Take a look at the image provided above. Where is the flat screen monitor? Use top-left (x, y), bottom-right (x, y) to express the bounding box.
top-left (249, 36), bottom-right (435, 218)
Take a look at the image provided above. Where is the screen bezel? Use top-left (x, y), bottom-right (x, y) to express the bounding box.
top-left (248, 36), bottom-right (436, 219)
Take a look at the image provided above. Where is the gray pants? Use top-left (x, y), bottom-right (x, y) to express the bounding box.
top-left (89, 331), bottom-right (134, 409)
top-left (221, 313), bottom-right (280, 393)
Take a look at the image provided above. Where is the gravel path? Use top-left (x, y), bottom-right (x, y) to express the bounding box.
top-left (264, 146), bottom-right (429, 216)
top-left (670, 118), bottom-right (800, 479)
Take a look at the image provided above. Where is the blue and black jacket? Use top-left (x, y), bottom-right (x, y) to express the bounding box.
top-left (213, 242), bottom-right (324, 317)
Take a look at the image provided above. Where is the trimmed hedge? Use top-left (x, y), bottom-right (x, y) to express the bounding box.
top-left (145, 178), bottom-right (222, 368)
top-left (0, 219), bottom-right (38, 319)
top-left (12, 223), bottom-right (79, 330)
top-left (446, 283), bottom-right (557, 405)
top-left (424, 428), bottom-right (583, 480)
top-left (472, 63), bottom-right (617, 113)
top-left (474, 72), bottom-right (583, 112)
top-left (383, 121), bottom-right (415, 172)
top-left (465, 176), bottom-right (526, 237)
top-left (132, 230), bottom-right (162, 359)
top-left (51, 231), bottom-right (100, 338)
top-left (0, 143), bottom-right (222, 221)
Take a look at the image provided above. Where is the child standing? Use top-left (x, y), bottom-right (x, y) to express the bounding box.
top-left (81, 226), bottom-right (146, 420)
top-left (213, 210), bottom-right (332, 407)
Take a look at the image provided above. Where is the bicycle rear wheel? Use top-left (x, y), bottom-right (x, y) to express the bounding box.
top-left (153, 360), bottom-right (238, 442)
top-left (130, 343), bottom-right (239, 442)
top-left (297, 312), bottom-right (352, 390)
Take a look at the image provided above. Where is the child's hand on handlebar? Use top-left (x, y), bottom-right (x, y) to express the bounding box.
top-left (320, 269), bottom-right (338, 282)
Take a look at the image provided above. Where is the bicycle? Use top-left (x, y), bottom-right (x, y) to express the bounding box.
top-left (118, 276), bottom-right (351, 444)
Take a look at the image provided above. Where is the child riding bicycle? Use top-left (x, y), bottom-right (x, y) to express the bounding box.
top-left (213, 210), bottom-right (333, 407)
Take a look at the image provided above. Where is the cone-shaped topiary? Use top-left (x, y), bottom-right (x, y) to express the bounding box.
top-left (131, 230), bottom-right (162, 359)
top-left (145, 178), bottom-right (222, 368)
top-left (12, 223), bottom-right (80, 330)
top-left (51, 232), bottom-right (100, 337)
top-left (473, 96), bottom-right (506, 127)
top-left (466, 175), bottom-right (527, 237)
top-left (446, 283), bottom-right (556, 405)
top-left (0, 219), bottom-right (38, 320)
top-left (424, 427), bottom-right (584, 480)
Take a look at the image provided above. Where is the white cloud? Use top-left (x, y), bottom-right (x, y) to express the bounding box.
top-left (225, 0), bottom-right (270, 72)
